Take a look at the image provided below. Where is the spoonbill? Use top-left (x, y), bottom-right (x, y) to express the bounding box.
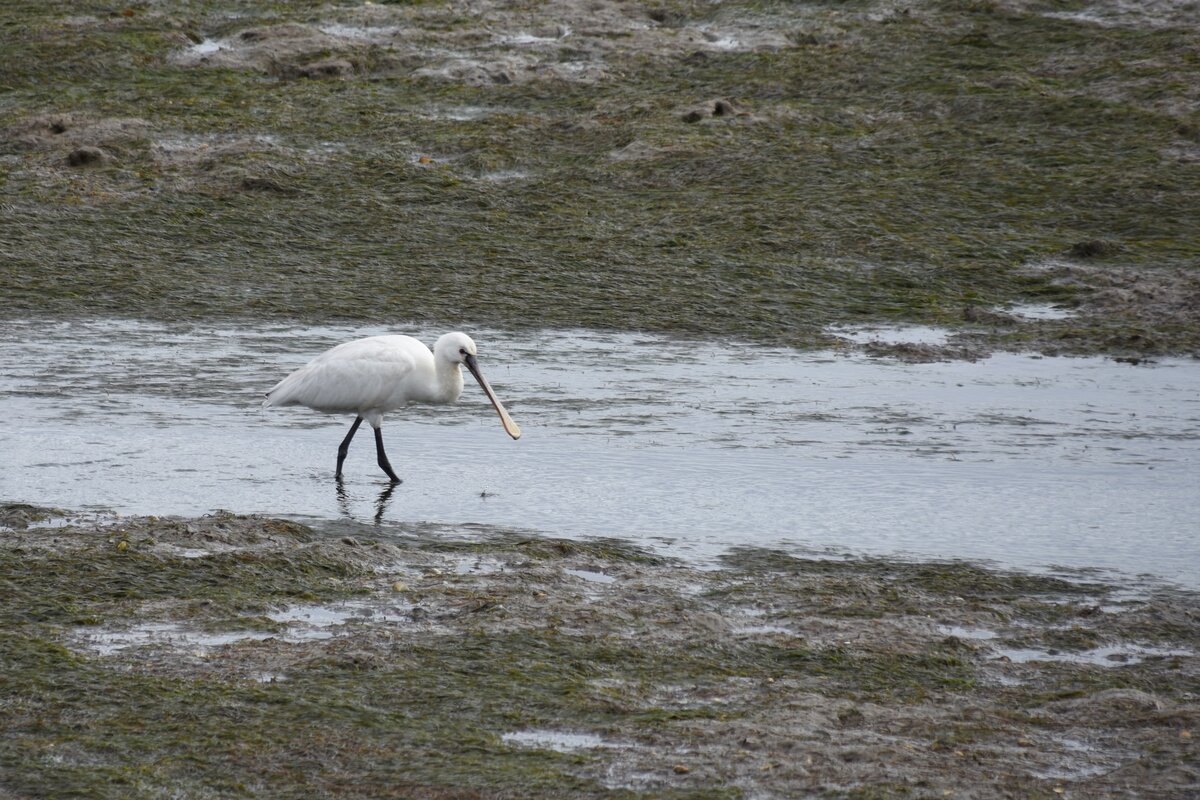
top-left (263, 332), bottom-right (520, 482)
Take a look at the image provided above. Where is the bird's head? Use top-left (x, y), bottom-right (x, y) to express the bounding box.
top-left (433, 331), bottom-right (520, 440)
top-left (434, 331), bottom-right (478, 365)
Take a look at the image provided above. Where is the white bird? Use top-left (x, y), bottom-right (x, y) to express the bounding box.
top-left (263, 332), bottom-right (520, 482)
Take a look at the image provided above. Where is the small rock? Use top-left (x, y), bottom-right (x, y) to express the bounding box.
top-left (672, 764), bottom-right (690, 774)
top-left (66, 146), bottom-right (106, 167)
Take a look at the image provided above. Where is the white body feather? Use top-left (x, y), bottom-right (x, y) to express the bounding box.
top-left (263, 334), bottom-right (465, 429)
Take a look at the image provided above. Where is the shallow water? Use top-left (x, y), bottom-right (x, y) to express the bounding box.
top-left (82, 622), bottom-right (277, 655)
top-left (1, 319), bottom-right (1198, 586)
top-left (501, 730), bottom-right (614, 752)
top-left (935, 625), bottom-right (1196, 666)
top-left (77, 599), bottom-right (417, 656)
top-left (994, 642), bottom-right (1194, 667)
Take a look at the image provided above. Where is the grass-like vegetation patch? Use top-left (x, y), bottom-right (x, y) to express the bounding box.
top-left (1, 516), bottom-right (1197, 797)
top-left (0, 0), bottom-right (1196, 355)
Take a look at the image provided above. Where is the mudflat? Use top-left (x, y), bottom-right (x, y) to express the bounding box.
top-left (1, 508), bottom-right (1197, 798)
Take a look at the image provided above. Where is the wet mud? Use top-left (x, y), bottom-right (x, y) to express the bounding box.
top-left (2, 510), bottom-right (1196, 798)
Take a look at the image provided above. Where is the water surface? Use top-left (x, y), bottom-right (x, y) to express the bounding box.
top-left (1, 319), bottom-right (1197, 585)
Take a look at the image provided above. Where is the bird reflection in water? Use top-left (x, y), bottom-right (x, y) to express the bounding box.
top-left (336, 479), bottom-right (397, 525)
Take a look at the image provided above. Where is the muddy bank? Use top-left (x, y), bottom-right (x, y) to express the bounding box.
top-left (2, 1), bottom-right (1199, 356)
top-left (2, 508), bottom-right (1196, 798)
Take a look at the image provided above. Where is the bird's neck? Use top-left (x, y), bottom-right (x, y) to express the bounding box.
top-left (428, 360), bottom-right (465, 404)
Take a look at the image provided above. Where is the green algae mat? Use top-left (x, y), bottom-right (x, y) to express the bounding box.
top-left (1, 0), bottom-right (1198, 355)
top-left (1, 511), bottom-right (1197, 797)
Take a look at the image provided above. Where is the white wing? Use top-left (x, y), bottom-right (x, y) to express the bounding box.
top-left (263, 335), bottom-right (429, 414)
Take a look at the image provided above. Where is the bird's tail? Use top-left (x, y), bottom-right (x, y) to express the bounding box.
top-left (261, 369), bottom-right (307, 409)
top-left (261, 381), bottom-right (287, 409)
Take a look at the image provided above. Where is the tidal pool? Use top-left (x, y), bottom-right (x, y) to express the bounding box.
top-left (1, 319), bottom-right (1197, 586)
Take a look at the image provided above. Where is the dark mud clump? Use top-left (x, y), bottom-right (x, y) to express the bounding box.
top-left (996, 263), bottom-right (1200, 358)
top-left (2, 513), bottom-right (1197, 798)
top-left (862, 340), bottom-right (988, 363)
top-left (0, 502), bottom-right (65, 530)
top-left (65, 145), bottom-right (107, 167)
top-left (1068, 239), bottom-right (1124, 260)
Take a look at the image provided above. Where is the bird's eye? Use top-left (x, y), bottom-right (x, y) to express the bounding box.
top-left (459, 348), bottom-right (467, 355)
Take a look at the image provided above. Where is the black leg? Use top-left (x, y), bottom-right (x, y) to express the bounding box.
top-left (373, 426), bottom-right (402, 484)
top-left (336, 416), bottom-right (364, 479)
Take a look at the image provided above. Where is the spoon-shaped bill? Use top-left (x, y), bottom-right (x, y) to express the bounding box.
top-left (464, 355), bottom-right (521, 439)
